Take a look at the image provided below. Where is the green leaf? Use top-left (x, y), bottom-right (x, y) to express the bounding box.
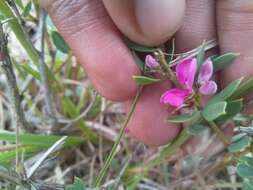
top-left (22, 1), bottom-right (32, 17)
top-left (15, 0), bottom-right (24, 8)
top-left (124, 38), bottom-right (158, 53)
top-left (228, 135), bottom-right (251, 153)
top-left (242, 179), bottom-right (253, 190)
top-left (240, 156), bottom-right (253, 167)
top-left (0, 1), bottom-right (40, 66)
top-left (0, 133), bottom-right (85, 147)
top-left (213, 53), bottom-right (240, 72)
top-left (133, 75), bottom-right (160, 85)
top-left (208, 77), bottom-right (243, 105)
top-left (132, 52), bottom-right (145, 71)
top-left (167, 38), bottom-right (175, 64)
top-left (51, 31), bottom-right (70, 54)
top-left (66, 177), bottom-right (86, 190)
top-left (231, 133), bottom-right (247, 143)
top-left (16, 63), bottom-right (41, 80)
top-left (61, 97), bottom-right (97, 141)
top-left (202, 101), bottom-right (227, 121)
top-left (230, 76), bottom-right (253, 100)
top-left (197, 41), bottom-right (206, 69)
top-left (124, 174), bottom-right (143, 190)
top-left (168, 111), bottom-right (201, 123)
top-left (187, 124), bottom-right (207, 135)
top-left (237, 163), bottom-right (253, 178)
top-left (0, 147), bottom-right (38, 162)
top-left (216, 99), bottom-right (243, 123)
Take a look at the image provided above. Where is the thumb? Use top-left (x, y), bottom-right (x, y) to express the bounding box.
top-left (103, 0), bottom-right (186, 46)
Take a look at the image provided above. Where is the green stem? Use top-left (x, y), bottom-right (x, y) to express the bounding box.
top-left (145, 127), bottom-right (191, 171)
top-left (94, 86), bottom-right (143, 187)
top-left (208, 121), bottom-right (229, 145)
top-left (0, 1), bottom-right (40, 66)
top-left (155, 49), bottom-right (180, 88)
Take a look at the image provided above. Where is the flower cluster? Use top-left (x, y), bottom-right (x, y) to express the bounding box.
top-left (146, 55), bottom-right (217, 108)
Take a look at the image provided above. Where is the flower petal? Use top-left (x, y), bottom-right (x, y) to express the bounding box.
top-left (198, 58), bottom-right (213, 84)
top-left (145, 55), bottom-right (159, 69)
top-left (176, 58), bottom-right (197, 89)
top-left (160, 88), bottom-right (190, 107)
top-left (199, 81), bottom-right (217, 95)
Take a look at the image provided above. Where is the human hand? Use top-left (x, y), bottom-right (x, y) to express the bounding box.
top-left (40, 0), bottom-right (253, 146)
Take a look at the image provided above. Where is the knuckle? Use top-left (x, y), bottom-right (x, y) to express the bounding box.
top-left (49, 0), bottom-right (108, 37)
top-left (218, 0), bottom-right (253, 31)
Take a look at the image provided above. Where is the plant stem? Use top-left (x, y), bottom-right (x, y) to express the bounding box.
top-left (38, 9), bottom-right (55, 123)
top-left (130, 128), bottom-right (191, 174)
top-left (155, 49), bottom-right (180, 88)
top-left (94, 86), bottom-right (143, 187)
top-left (145, 127), bottom-right (191, 171)
top-left (0, 1), bottom-right (40, 66)
top-left (208, 121), bottom-right (229, 145)
top-left (0, 22), bottom-right (32, 172)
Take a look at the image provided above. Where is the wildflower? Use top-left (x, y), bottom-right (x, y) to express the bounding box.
top-left (145, 55), bottom-right (159, 69)
top-left (160, 57), bottom-right (217, 107)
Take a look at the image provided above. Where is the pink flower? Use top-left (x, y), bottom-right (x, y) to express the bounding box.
top-left (160, 58), bottom-right (217, 107)
top-left (198, 59), bottom-right (217, 95)
top-left (160, 88), bottom-right (190, 107)
top-left (145, 55), bottom-right (159, 69)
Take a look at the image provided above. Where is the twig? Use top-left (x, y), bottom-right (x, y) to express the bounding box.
top-left (38, 9), bottom-right (56, 124)
top-left (0, 22), bottom-right (32, 171)
top-left (208, 121), bottom-right (230, 145)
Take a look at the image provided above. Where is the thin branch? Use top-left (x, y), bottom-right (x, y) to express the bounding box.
top-left (38, 9), bottom-right (55, 122)
top-left (0, 23), bottom-right (32, 131)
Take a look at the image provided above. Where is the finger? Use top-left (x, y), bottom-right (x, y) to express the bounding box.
top-left (41, 0), bottom-right (139, 101)
top-left (125, 82), bottom-right (181, 146)
top-left (41, 0), bottom-right (187, 146)
top-left (174, 0), bottom-right (216, 53)
top-left (102, 0), bottom-right (186, 46)
top-left (217, 0), bottom-right (253, 109)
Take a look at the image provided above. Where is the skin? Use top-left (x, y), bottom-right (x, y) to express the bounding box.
top-left (40, 0), bottom-right (253, 146)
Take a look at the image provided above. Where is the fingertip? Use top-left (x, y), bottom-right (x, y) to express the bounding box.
top-left (135, 0), bottom-right (186, 46)
top-left (103, 0), bottom-right (186, 47)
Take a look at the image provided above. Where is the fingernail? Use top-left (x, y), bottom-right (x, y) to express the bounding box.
top-left (134, 0), bottom-right (186, 43)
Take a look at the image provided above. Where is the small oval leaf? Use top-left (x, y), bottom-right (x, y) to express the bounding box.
top-left (208, 77), bottom-right (243, 105)
top-left (213, 52), bottom-right (240, 72)
top-left (215, 99), bottom-right (243, 123)
top-left (168, 111), bottom-right (201, 123)
top-left (228, 135), bottom-right (251, 153)
top-left (22, 1), bottom-right (32, 17)
top-left (187, 124), bottom-right (207, 135)
top-left (51, 31), bottom-right (70, 54)
top-left (202, 101), bottom-right (227, 121)
top-left (230, 76), bottom-right (253, 100)
top-left (237, 163), bottom-right (253, 178)
top-left (133, 75), bottom-right (160, 85)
